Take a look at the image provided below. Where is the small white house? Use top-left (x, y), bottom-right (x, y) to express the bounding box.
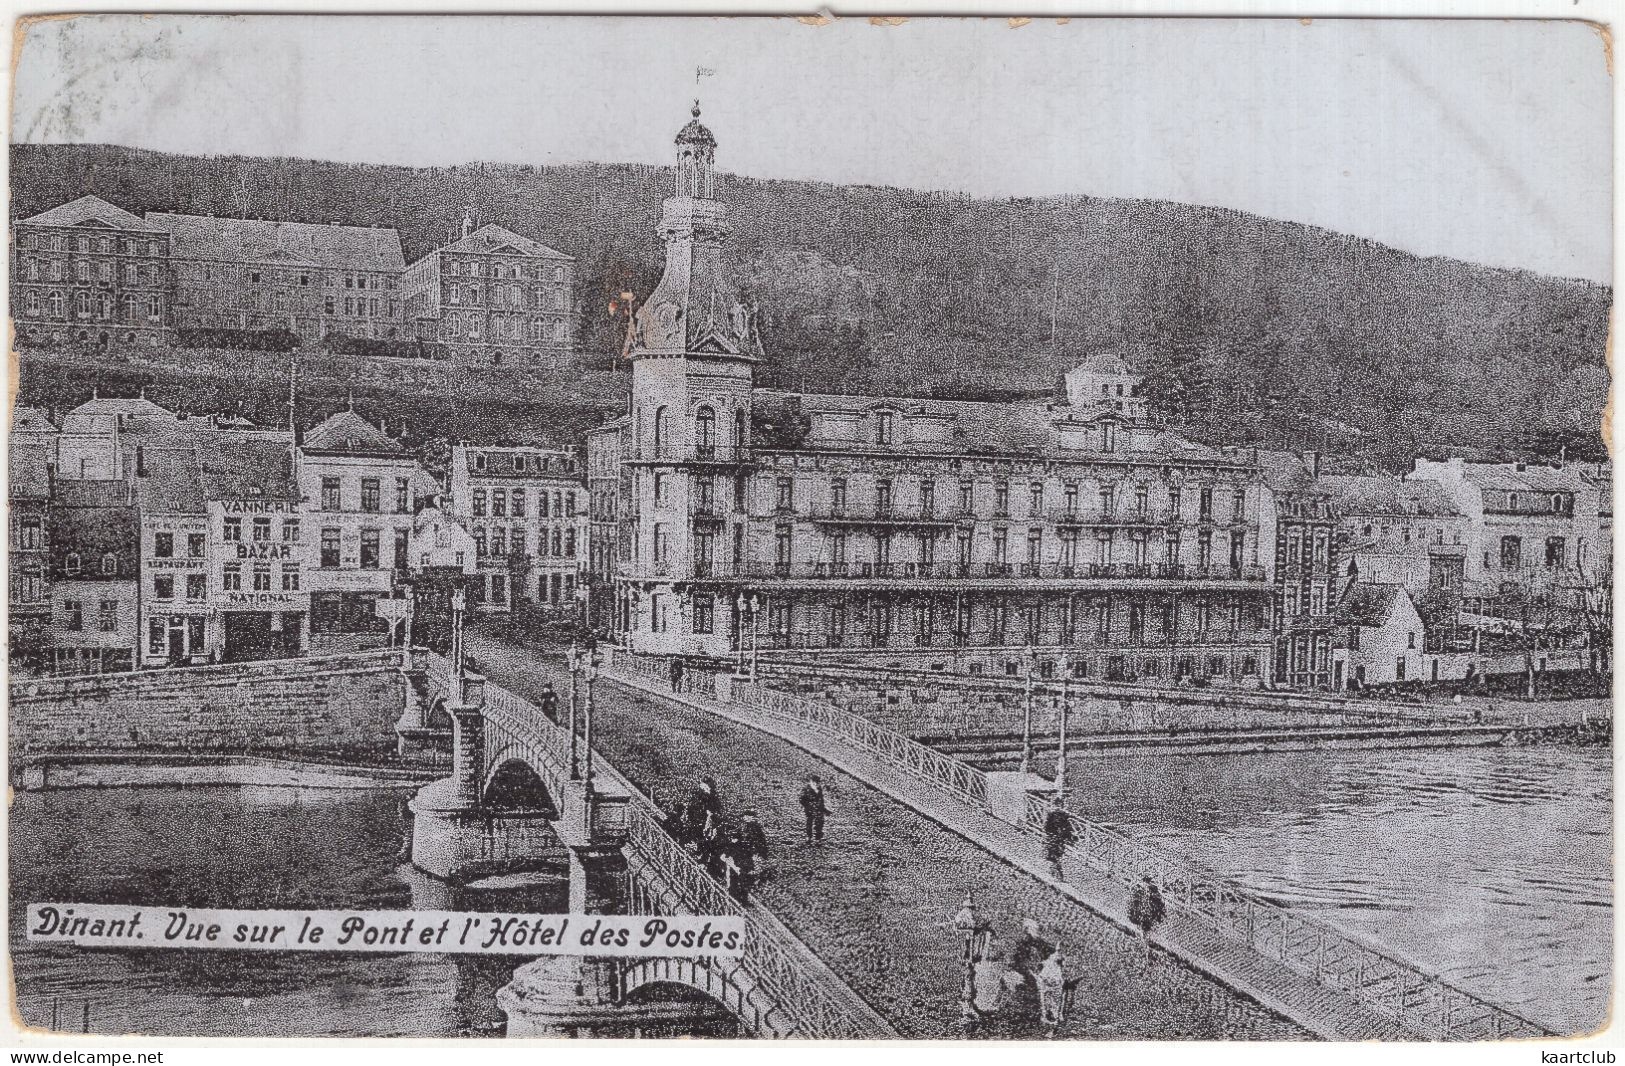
top-left (1333, 582), bottom-right (1425, 689)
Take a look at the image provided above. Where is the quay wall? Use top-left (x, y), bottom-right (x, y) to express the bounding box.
top-left (9, 651), bottom-right (407, 766)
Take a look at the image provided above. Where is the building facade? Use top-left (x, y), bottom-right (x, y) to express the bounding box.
top-left (593, 106), bottom-right (1275, 684)
top-left (297, 409), bottom-right (422, 652)
top-left (12, 196), bottom-right (172, 348)
top-left (1321, 473), bottom-right (1470, 607)
top-left (46, 479), bottom-right (141, 674)
top-left (585, 417), bottom-right (629, 635)
top-left (146, 212), bottom-right (406, 343)
top-left (401, 218), bottom-right (576, 369)
top-left (9, 408), bottom-right (57, 668)
top-left (1334, 581), bottom-right (1425, 689)
top-left (447, 442), bottom-right (588, 613)
top-left (1257, 451), bottom-right (1339, 690)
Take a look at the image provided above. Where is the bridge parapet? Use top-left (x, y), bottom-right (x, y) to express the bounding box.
top-left (605, 650), bottom-right (1558, 1042)
top-left (423, 654), bottom-right (895, 1039)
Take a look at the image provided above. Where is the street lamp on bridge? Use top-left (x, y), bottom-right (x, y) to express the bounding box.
top-left (952, 889), bottom-right (993, 1029)
top-left (1019, 644), bottom-right (1037, 775)
top-left (735, 593), bottom-right (762, 680)
top-left (450, 587), bottom-right (468, 680)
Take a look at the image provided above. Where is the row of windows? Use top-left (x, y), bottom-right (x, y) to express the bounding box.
top-left (446, 282), bottom-right (568, 311)
top-left (766, 475), bottom-right (1244, 521)
top-left (20, 290), bottom-right (163, 319)
top-left (221, 562), bottom-right (302, 591)
top-left (317, 527), bottom-right (411, 570)
top-left (1490, 535), bottom-right (1572, 571)
top-left (469, 452), bottom-right (577, 475)
top-left (468, 570), bottom-right (579, 606)
top-left (59, 598), bottom-right (122, 632)
top-left (19, 258), bottom-right (162, 284)
top-left (470, 487), bottom-right (579, 517)
top-left (472, 526), bottom-right (577, 558)
top-left (62, 552), bottom-right (120, 576)
top-left (151, 532), bottom-right (209, 557)
top-left (152, 573), bottom-right (210, 599)
top-left (223, 517), bottom-right (300, 542)
top-left (441, 311), bottom-right (568, 342)
top-left (444, 258), bottom-right (567, 282)
top-left (320, 477), bottom-right (412, 514)
top-left (22, 232), bottom-right (164, 256)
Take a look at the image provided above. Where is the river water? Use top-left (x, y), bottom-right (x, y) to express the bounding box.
top-left (8, 786), bottom-right (561, 1038)
top-left (1066, 745), bottom-right (1612, 1035)
top-left (10, 744), bottom-right (1611, 1038)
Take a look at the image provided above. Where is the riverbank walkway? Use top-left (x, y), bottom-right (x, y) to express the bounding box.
top-left (470, 629), bottom-right (1404, 1040)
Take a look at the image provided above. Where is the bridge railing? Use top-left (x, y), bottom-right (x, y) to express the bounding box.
top-left (613, 654), bottom-right (989, 810)
top-left (1016, 792), bottom-right (1552, 1041)
top-left (606, 652), bottom-right (1552, 1041)
top-left (428, 654), bottom-right (888, 1040)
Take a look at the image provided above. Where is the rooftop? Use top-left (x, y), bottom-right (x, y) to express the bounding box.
top-left (1320, 474), bottom-right (1462, 518)
top-left (434, 222), bottom-right (572, 261)
top-left (301, 409), bottom-right (407, 456)
top-left (147, 211), bottom-right (406, 271)
top-left (19, 195), bottom-right (159, 232)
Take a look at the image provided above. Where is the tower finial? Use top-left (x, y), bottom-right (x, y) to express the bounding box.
top-left (692, 99), bottom-right (702, 118)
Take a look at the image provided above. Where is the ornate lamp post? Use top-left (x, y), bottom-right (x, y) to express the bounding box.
top-left (952, 890), bottom-right (992, 1028)
top-left (1056, 668), bottom-right (1071, 798)
top-left (566, 642), bottom-right (582, 780)
top-left (450, 587), bottom-right (468, 680)
top-left (1020, 643), bottom-right (1037, 774)
top-left (573, 580), bottom-right (592, 641)
top-left (734, 593), bottom-right (762, 679)
top-left (582, 646), bottom-right (601, 795)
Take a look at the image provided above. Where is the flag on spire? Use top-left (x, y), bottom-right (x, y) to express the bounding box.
top-left (696, 65), bottom-right (716, 82)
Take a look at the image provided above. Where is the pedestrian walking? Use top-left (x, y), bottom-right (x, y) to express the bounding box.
top-left (538, 683), bottom-right (561, 724)
top-left (669, 657), bottom-right (686, 693)
top-left (799, 775), bottom-right (828, 843)
top-left (1127, 875), bottom-right (1166, 963)
top-left (1043, 798), bottom-right (1076, 880)
top-left (1038, 950), bottom-right (1068, 1030)
top-left (739, 810), bottom-right (769, 881)
top-left (722, 828), bottom-right (755, 902)
top-left (1009, 916), bottom-right (1054, 1020)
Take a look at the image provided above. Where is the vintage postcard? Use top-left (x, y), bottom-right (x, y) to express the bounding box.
top-left (5, 12), bottom-right (1613, 1047)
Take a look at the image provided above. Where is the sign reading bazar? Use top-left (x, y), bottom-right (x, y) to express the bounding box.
top-left (29, 904), bottom-right (744, 958)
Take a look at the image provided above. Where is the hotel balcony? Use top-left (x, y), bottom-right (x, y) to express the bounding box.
top-left (806, 507), bottom-right (956, 529)
top-left (706, 560), bottom-right (1269, 589)
top-left (625, 444), bottom-right (756, 468)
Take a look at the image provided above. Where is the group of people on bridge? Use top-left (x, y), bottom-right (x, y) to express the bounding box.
top-left (660, 775), bottom-right (770, 902)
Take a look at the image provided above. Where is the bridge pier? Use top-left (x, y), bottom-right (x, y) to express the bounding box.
top-left (395, 646), bottom-right (453, 763)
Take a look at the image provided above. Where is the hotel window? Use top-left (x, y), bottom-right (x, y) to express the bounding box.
top-left (1500, 535), bottom-right (1522, 570)
top-left (653, 524), bottom-right (669, 564)
top-left (958, 528), bottom-right (972, 567)
top-left (99, 600), bottom-right (119, 632)
top-left (282, 568), bottom-right (300, 592)
top-left (396, 478), bottom-right (411, 513)
top-left (282, 520), bottom-right (299, 543)
top-left (148, 618), bottom-right (165, 655)
top-left (1099, 485), bottom-right (1115, 515)
top-left (224, 517), bottom-right (242, 542)
top-left (1100, 423), bottom-right (1117, 452)
top-left (63, 599), bottom-right (83, 631)
top-left (1030, 482), bottom-right (1044, 514)
top-left (994, 480), bottom-right (1010, 517)
top-left (394, 530), bottom-right (409, 571)
top-left (876, 479), bottom-right (892, 515)
top-left (1064, 483), bottom-right (1079, 515)
top-left (693, 593), bottom-right (715, 634)
top-left (223, 564), bottom-right (242, 591)
top-left (360, 529), bottom-right (381, 569)
top-left (321, 529), bottom-right (340, 568)
top-left (511, 489), bottom-right (526, 517)
top-left (17, 517), bottom-right (42, 550)
top-left (695, 406), bottom-right (717, 457)
top-left (472, 490), bottom-right (487, 516)
top-left (920, 480), bottom-right (935, 516)
top-left (322, 477), bottom-right (342, 511)
top-left (154, 576), bottom-right (175, 600)
top-left (1135, 485), bottom-right (1149, 516)
top-left (490, 575), bottom-right (507, 605)
top-left (252, 564), bottom-right (272, 591)
top-left (775, 477), bottom-right (794, 512)
top-left (361, 479), bottom-right (381, 513)
top-left (1095, 530), bottom-right (1112, 565)
top-left (876, 412), bottom-right (894, 444)
top-left (1195, 601), bottom-right (1211, 633)
top-left (775, 525), bottom-right (793, 572)
top-left (492, 527), bottom-right (507, 557)
top-left (154, 532), bottom-right (174, 558)
top-left (1198, 531), bottom-right (1213, 568)
top-left (1545, 537), bottom-right (1565, 569)
top-left (187, 574), bottom-right (207, 600)
top-left (1199, 486), bottom-right (1214, 519)
top-left (960, 480), bottom-right (974, 512)
top-left (473, 529), bottom-right (487, 557)
top-left (252, 517), bottom-right (272, 542)
top-left (102, 553), bottom-right (117, 576)
top-left (831, 478), bottom-right (848, 514)
top-left (492, 489), bottom-right (507, 517)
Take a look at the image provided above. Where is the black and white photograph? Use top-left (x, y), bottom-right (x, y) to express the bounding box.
top-left (4, 11), bottom-right (1615, 1047)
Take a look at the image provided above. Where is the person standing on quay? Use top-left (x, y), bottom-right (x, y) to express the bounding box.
top-left (669, 657), bottom-right (686, 693)
top-left (538, 683), bottom-right (561, 724)
top-left (799, 774), bottom-right (828, 843)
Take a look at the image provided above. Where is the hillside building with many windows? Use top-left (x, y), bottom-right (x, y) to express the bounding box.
top-left (401, 216), bottom-right (576, 369)
top-left (11, 195), bottom-right (172, 348)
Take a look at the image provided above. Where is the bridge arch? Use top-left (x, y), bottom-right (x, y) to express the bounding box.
top-left (618, 956), bottom-right (793, 1039)
top-left (482, 756), bottom-right (559, 816)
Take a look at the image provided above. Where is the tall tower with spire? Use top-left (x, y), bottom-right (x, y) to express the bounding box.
top-left (621, 103), bottom-right (761, 656)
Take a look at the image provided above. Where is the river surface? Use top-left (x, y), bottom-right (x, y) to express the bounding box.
top-left (1066, 745), bottom-right (1612, 1035)
top-left (10, 744), bottom-right (1612, 1038)
top-left (9, 786), bottom-right (561, 1038)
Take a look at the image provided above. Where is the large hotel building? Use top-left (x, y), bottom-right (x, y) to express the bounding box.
top-left (589, 107), bottom-right (1275, 682)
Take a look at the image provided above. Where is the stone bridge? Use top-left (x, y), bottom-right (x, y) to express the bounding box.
top-left (403, 650), bottom-right (895, 1039)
